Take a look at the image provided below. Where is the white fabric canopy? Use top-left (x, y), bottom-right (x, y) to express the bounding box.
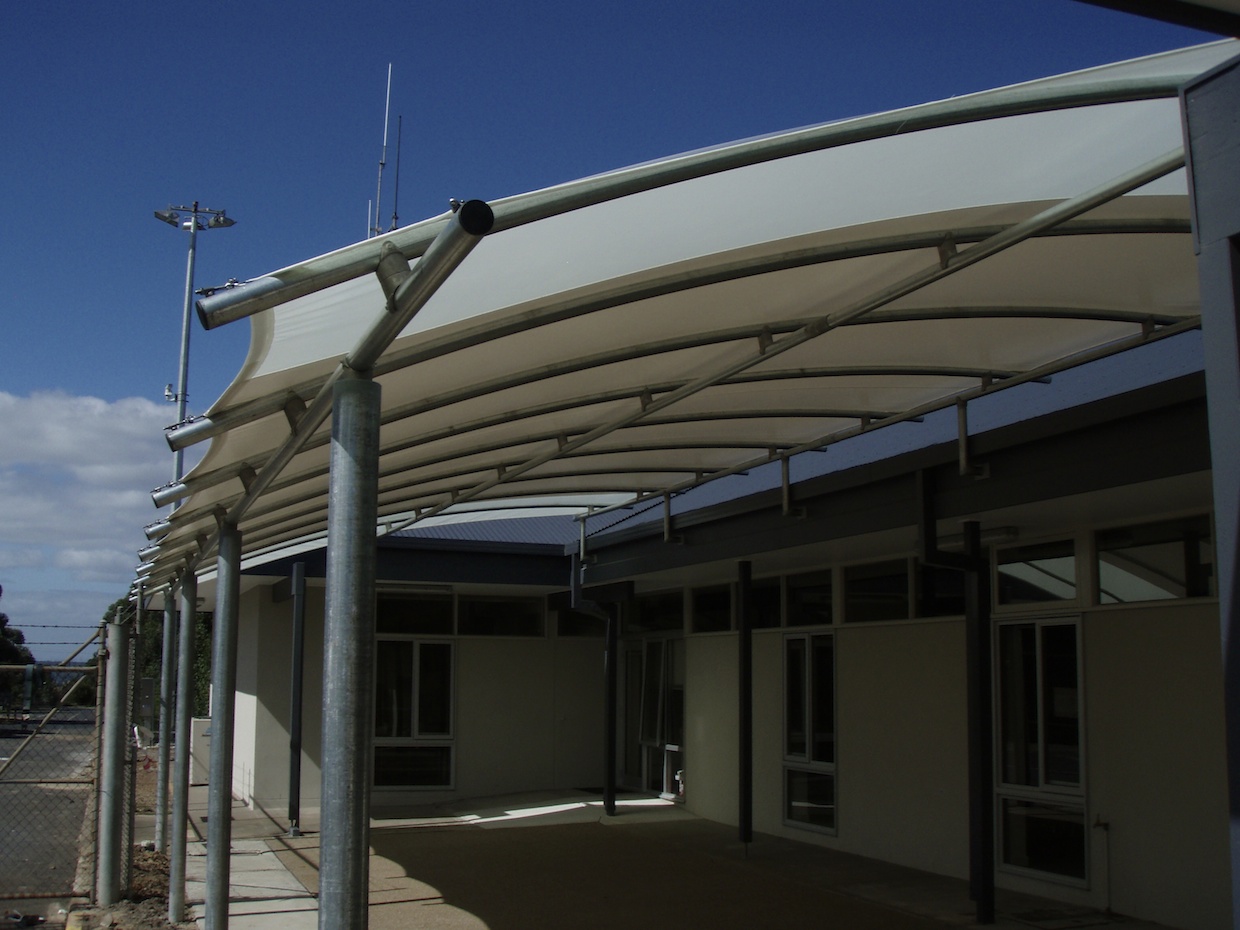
top-left (141, 41), bottom-right (1238, 590)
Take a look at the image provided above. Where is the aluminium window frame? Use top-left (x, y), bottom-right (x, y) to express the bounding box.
top-left (782, 630), bottom-right (838, 836)
top-left (373, 635), bottom-right (456, 791)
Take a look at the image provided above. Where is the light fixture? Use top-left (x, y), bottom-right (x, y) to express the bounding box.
top-left (154, 209), bottom-right (181, 227)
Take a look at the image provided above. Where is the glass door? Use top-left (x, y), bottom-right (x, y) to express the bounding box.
top-left (632, 636), bottom-right (685, 799)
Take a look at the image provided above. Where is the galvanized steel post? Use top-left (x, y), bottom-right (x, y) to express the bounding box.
top-left (155, 595), bottom-right (176, 852)
top-left (97, 607), bottom-right (130, 906)
top-left (319, 371), bottom-right (381, 930)
top-left (169, 573), bottom-right (197, 924)
top-left (206, 524), bottom-right (242, 929)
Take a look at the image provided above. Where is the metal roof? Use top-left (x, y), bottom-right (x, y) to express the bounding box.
top-left (138, 41), bottom-right (1239, 593)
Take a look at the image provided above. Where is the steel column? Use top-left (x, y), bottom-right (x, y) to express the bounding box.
top-left (288, 561), bottom-right (307, 836)
top-left (205, 524), bottom-right (242, 930)
top-left (96, 607), bottom-right (129, 906)
top-left (320, 372), bottom-right (381, 930)
top-left (963, 521), bottom-right (995, 924)
top-left (155, 595), bottom-right (176, 852)
top-left (169, 573), bottom-right (197, 924)
top-left (603, 601), bottom-right (618, 817)
top-left (737, 561), bottom-right (753, 845)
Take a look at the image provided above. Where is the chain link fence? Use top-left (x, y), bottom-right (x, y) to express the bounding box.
top-left (0, 626), bottom-right (114, 904)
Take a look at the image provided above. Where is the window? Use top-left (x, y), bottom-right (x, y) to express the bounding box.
top-left (996, 620), bottom-right (1085, 881)
top-left (376, 593), bottom-right (453, 635)
top-left (691, 585), bottom-right (731, 633)
top-left (1096, 515), bottom-right (1214, 603)
top-left (458, 595), bottom-right (544, 636)
top-left (626, 592), bottom-right (683, 634)
top-left (784, 633), bottom-right (835, 832)
top-left (996, 540), bottom-right (1077, 606)
top-left (843, 559), bottom-right (909, 622)
top-left (787, 570), bottom-right (832, 627)
top-left (749, 578), bottom-right (782, 629)
top-left (374, 640), bottom-right (453, 788)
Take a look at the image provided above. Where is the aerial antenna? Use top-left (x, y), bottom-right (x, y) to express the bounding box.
top-left (370, 63), bottom-right (392, 238)
top-left (389, 115), bottom-right (403, 232)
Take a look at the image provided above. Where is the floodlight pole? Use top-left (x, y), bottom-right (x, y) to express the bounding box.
top-left (154, 202), bottom-right (237, 485)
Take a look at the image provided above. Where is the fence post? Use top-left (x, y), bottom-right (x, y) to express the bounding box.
top-left (96, 608), bottom-right (130, 906)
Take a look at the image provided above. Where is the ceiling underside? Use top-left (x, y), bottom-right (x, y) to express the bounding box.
top-left (139, 41), bottom-right (1240, 592)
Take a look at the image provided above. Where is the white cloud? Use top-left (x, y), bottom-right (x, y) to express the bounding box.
top-left (0, 392), bottom-right (179, 658)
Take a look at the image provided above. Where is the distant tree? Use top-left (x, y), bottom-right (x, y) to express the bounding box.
top-left (0, 584), bottom-right (35, 666)
top-left (0, 584), bottom-right (35, 710)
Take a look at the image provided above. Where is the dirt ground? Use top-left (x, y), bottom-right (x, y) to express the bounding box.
top-left (68, 759), bottom-right (196, 930)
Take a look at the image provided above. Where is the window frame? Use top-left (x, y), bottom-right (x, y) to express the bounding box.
top-left (373, 636), bottom-right (456, 791)
top-left (783, 631), bottom-right (837, 835)
top-left (993, 616), bottom-right (1088, 886)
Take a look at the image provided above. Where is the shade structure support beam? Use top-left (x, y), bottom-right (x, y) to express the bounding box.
top-left (320, 371), bottom-right (382, 930)
top-left (96, 606), bottom-right (129, 907)
top-left (169, 573), bottom-right (198, 924)
top-left (737, 560), bottom-right (754, 846)
top-left (205, 523), bottom-right (242, 930)
top-left (570, 551), bottom-right (618, 817)
top-left (152, 200), bottom-right (492, 587)
top-left (155, 595), bottom-right (177, 852)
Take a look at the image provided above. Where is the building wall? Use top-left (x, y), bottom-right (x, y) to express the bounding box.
top-left (233, 585), bottom-right (602, 811)
top-left (684, 634), bottom-right (739, 825)
top-left (1082, 600), bottom-right (1230, 930)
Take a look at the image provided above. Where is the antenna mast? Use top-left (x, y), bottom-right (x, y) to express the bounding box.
top-left (370, 63), bottom-right (392, 238)
top-left (389, 115), bottom-right (403, 232)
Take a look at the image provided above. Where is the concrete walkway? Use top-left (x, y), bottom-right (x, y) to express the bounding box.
top-left (157, 787), bottom-right (1173, 930)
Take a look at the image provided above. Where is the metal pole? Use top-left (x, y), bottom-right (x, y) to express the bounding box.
top-left (603, 602), bottom-right (618, 817)
top-left (169, 573), bottom-right (197, 924)
top-left (172, 207), bottom-right (199, 484)
top-left (737, 561), bottom-right (753, 846)
top-left (155, 595), bottom-right (176, 852)
top-left (964, 521), bottom-right (995, 924)
top-left (206, 524), bottom-right (242, 930)
top-left (96, 608), bottom-right (130, 906)
top-left (288, 561), bottom-right (306, 836)
top-left (320, 372), bottom-right (381, 930)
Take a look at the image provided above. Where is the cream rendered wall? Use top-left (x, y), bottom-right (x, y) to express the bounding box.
top-left (234, 585), bottom-right (325, 812)
top-left (684, 634), bottom-right (739, 825)
top-left (232, 589), bottom-right (260, 803)
top-left (1083, 601), bottom-right (1230, 930)
top-left (835, 620), bottom-right (969, 876)
top-left (551, 635), bottom-right (605, 790)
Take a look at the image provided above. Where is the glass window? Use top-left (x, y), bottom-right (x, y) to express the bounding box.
top-left (627, 592), bottom-right (684, 634)
top-left (749, 578), bottom-right (782, 629)
top-left (375, 746), bottom-right (452, 788)
top-left (1096, 515), bottom-right (1214, 603)
top-left (996, 620), bottom-right (1085, 881)
top-left (374, 641), bottom-right (413, 738)
top-left (787, 570), bottom-right (833, 627)
top-left (556, 608), bottom-right (607, 637)
top-left (998, 622), bottom-right (1080, 790)
top-left (1001, 798), bottom-right (1086, 880)
top-left (997, 541), bottom-right (1077, 605)
top-left (843, 560), bottom-right (909, 622)
top-left (691, 585), bottom-right (731, 633)
top-left (786, 769), bottom-right (835, 831)
top-left (784, 633), bottom-right (835, 833)
top-left (919, 565), bottom-right (966, 618)
top-left (457, 596), bottom-right (544, 636)
top-left (376, 593), bottom-right (453, 635)
top-left (374, 639), bottom-right (454, 788)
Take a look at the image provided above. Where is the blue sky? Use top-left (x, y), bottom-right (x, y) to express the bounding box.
top-left (0, 2), bottom-right (1217, 658)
